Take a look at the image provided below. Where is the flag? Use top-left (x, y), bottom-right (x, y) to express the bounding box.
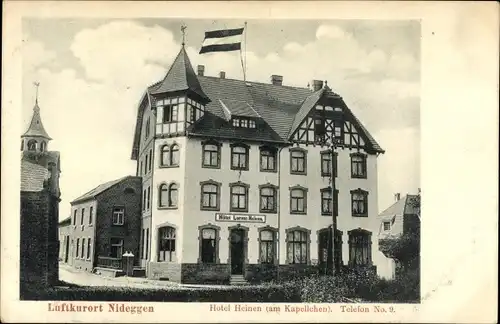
top-left (199, 27), bottom-right (244, 54)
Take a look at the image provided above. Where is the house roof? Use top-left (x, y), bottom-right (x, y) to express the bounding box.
top-left (379, 194), bottom-right (419, 220)
top-left (58, 216), bottom-right (71, 226)
top-left (21, 160), bottom-right (49, 192)
top-left (71, 175), bottom-right (135, 204)
top-left (131, 46), bottom-right (384, 158)
top-left (22, 103), bottom-right (52, 140)
top-left (149, 46), bottom-right (209, 101)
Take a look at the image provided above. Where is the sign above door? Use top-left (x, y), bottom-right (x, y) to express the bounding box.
top-left (215, 213), bottom-right (266, 223)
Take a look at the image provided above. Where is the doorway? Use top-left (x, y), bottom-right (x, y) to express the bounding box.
top-left (230, 229), bottom-right (245, 274)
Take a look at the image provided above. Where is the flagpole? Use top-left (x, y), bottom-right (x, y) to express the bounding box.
top-left (239, 22), bottom-right (247, 81)
top-left (244, 21), bottom-right (247, 81)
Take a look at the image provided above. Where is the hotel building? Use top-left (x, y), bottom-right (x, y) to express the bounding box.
top-left (131, 44), bottom-right (386, 284)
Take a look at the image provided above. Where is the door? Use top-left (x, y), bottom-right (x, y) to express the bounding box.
top-left (64, 236), bottom-right (69, 263)
top-left (230, 229), bottom-right (245, 274)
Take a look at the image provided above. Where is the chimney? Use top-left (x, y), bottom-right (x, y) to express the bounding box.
top-left (197, 65), bottom-right (205, 76)
top-left (219, 71), bottom-right (226, 79)
top-left (394, 193), bottom-right (401, 201)
top-left (271, 75), bottom-right (283, 86)
top-left (312, 79), bottom-right (323, 91)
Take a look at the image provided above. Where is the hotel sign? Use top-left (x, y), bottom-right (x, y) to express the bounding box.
top-left (215, 213), bottom-right (266, 223)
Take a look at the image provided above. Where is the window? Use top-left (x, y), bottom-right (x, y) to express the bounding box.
top-left (147, 186), bottom-right (151, 209)
top-left (144, 153), bottom-right (149, 174)
top-left (230, 144), bottom-right (249, 170)
top-left (259, 229), bottom-right (276, 264)
top-left (232, 118), bottom-right (256, 128)
top-left (158, 226), bottom-right (176, 262)
top-left (40, 141), bottom-right (46, 152)
top-left (21, 140), bottom-right (24, 151)
top-left (89, 206), bottom-right (93, 225)
top-left (140, 229), bottom-right (145, 259)
top-left (259, 185), bottom-right (277, 213)
top-left (260, 147), bottom-right (277, 172)
top-left (87, 238), bottom-right (92, 259)
top-left (27, 140), bottom-right (37, 151)
top-left (199, 227), bottom-right (219, 263)
top-left (201, 181), bottom-right (220, 210)
top-left (348, 229), bottom-right (372, 266)
top-left (163, 104), bottom-right (179, 123)
top-left (139, 161), bottom-right (143, 176)
top-left (290, 186), bottom-right (307, 214)
top-left (351, 189), bottom-right (368, 217)
top-left (75, 238), bottom-right (80, 258)
top-left (351, 153), bottom-right (367, 178)
top-left (110, 238), bottom-right (124, 258)
top-left (168, 183), bottom-right (178, 207)
top-left (230, 183), bottom-right (249, 212)
top-left (286, 229), bottom-right (309, 264)
top-left (249, 120), bottom-right (256, 128)
top-left (73, 209), bottom-right (77, 225)
top-left (383, 222), bottom-right (391, 231)
top-left (320, 150), bottom-right (337, 177)
top-left (159, 184), bottom-right (168, 207)
top-left (80, 208), bottom-right (85, 225)
top-left (145, 117), bottom-right (150, 139)
top-left (149, 148), bottom-right (153, 171)
top-left (202, 142), bottom-right (221, 168)
top-left (81, 238), bottom-right (86, 259)
top-left (142, 189), bottom-right (146, 211)
top-left (160, 144), bottom-right (180, 167)
top-left (145, 228), bottom-right (149, 260)
top-left (321, 188), bottom-right (338, 216)
top-left (112, 207), bottom-right (125, 225)
top-left (290, 148), bottom-right (307, 174)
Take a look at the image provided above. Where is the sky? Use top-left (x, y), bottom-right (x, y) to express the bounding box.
top-left (21, 18), bottom-right (420, 220)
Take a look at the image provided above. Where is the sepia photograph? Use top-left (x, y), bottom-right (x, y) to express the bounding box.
top-left (2, 1), bottom-right (497, 323)
top-left (20, 17), bottom-right (421, 304)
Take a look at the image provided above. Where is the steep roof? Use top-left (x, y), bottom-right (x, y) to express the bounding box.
top-left (71, 175), bottom-right (135, 204)
top-left (21, 160), bottom-right (50, 192)
top-left (149, 46), bottom-right (209, 101)
top-left (22, 103), bottom-right (52, 140)
top-left (379, 195), bottom-right (419, 220)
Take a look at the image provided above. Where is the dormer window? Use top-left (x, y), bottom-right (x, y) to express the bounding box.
top-left (232, 118), bottom-right (256, 129)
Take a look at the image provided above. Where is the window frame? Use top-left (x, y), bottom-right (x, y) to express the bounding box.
top-left (159, 143), bottom-right (181, 168)
top-left (86, 237), bottom-right (92, 260)
top-left (383, 221), bottom-right (391, 231)
top-left (200, 180), bottom-right (221, 211)
top-left (158, 182), bottom-right (179, 210)
top-left (168, 183), bottom-right (178, 208)
top-left (320, 150), bottom-right (338, 177)
top-left (259, 184), bottom-right (278, 214)
top-left (110, 237), bottom-right (124, 259)
top-left (230, 143), bottom-right (250, 171)
top-left (80, 208), bottom-right (85, 225)
top-left (89, 206), bottom-right (93, 225)
top-left (229, 182), bottom-right (250, 212)
top-left (320, 187), bottom-right (339, 216)
top-left (289, 147), bottom-right (307, 175)
top-left (348, 228), bottom-right (372, 266)
top-left (197, 224), bottom-right (221, 264)
top-left (259, 146), bottom-right (277, 173)
top-left (258, 226), bottom-right (278, 264)
top-left (285, 227), bottom-right (311, 265)
top-left (157, 226), bottom-right (176, 262)
top-left (201, 140), bottom-right (221, 169)
top-left (351, 188), bottom-right (369, 217)
top-left (350, 152), bottom-right (367, 179)
top-left (289, 185), bottom-right (308, 215)
top-left (112, 206), bottom-right (125, 225)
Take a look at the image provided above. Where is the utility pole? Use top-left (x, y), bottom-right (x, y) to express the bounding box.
top-left (331, 139), bottom-right (339, 275)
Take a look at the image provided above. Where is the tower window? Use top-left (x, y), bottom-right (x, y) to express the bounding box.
top-left (27, 140), bottom-right (37, 151)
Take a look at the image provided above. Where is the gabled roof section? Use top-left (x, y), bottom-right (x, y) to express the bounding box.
top-left (379, 195), bottom-right (419, 220)
top-left (149, 46), bottom-right (209, 101)
top-left (220, 99), bottom-right (261, 119)
top-left (22, 103), bottom-right (52, 140)
top-left (288, 88), bottom-right (325, 137)
top-left (71, 175), bottom-right (135, 204)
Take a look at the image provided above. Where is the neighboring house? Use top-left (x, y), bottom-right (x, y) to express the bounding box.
top-left (377, 193), bottom-right (420, 279)
top-left (58, 217), bottom-right (71, 263)
top-left (20, 98), bottom-right (61, 292)
top-left (129, 43), bottom-right (387, 285)
top-left (65, 176), bottom-right (142, 276)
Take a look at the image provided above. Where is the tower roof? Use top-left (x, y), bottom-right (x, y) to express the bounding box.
top-left (149, 46), bottom-right (209, 101)
top-left (22, 103), bottom-right (52, 140)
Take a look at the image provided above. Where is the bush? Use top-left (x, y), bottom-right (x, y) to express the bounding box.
top-left (20, 284), bottom-right (301, 302)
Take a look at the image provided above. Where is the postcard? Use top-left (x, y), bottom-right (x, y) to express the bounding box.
top-left (1, 1), bottom-right (498, 323)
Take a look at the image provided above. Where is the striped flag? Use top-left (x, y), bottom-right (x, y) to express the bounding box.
top-left (199, 27), bottom-right (244, 54)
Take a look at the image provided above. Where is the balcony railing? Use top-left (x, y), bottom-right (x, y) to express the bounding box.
top-left (97, 256), bottom-right (122, 269)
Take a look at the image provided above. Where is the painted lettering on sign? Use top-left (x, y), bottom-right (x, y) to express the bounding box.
top-left (215, 213), bottom-right (266, 223)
